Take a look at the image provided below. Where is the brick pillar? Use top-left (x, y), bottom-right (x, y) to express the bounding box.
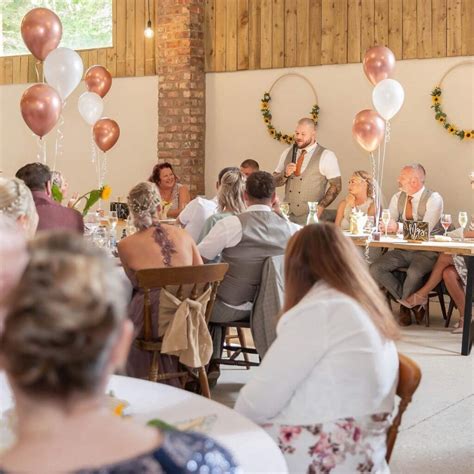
top-left (156, 0), bottom-right (205, 195)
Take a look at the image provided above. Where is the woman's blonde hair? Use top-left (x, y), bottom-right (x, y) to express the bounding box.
top-left (0, 232), bottom-right (128, 399)
top-left (217, 170), bottom-right (246, 213)
top-left (127, 182), bottom-right (161, 230)
top-left (283, 223), bottom-right (400, 341)
top-left (352, 170), bottom-right (375, 199)
top-left (0, 177), bottom-right (38, 235)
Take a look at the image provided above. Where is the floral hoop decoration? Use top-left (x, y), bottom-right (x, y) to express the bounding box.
top-left (431, 60), bottom-right (474, 141)
top-left (260, 73), bottom-right (319, 144)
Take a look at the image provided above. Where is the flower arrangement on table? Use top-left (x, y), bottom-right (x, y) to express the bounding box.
top-left (71, 185), bottom-right (112, 216)
top-left (431, 87), bottom-right (473, 140)
top-left (260, 91), bottom-right (319, 145)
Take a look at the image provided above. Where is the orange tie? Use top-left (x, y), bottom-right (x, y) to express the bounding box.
top-left (294, 150), bottom-right (307, 177)
top-left (405, 195), bottom-right (414, 220)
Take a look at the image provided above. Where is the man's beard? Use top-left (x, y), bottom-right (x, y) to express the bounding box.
top-left (296, 138), bottom-right (313, 149)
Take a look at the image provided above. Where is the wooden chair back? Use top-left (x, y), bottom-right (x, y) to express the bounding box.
top-left (386, 353), bottom-right (422, 462)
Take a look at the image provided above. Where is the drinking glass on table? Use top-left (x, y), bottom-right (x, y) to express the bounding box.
top-left (280, 202), bottom-right (290, 220)
top-left (441, 213), bottom-right (452, 237)
top-left (458, 211), bottom-right (468, 241)
top-left (381, 209), bottom-right (390, 238)
top-left (109, 211), bottom-right (118, 231)
top-left (84, 211), bottom-right (99, 238)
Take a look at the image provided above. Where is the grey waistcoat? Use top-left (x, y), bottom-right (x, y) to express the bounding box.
top-left (283, 145), bottom-right (327, 217)
top-left (217, 211), bottom-right (293, 306)
top-left (397, 189), bottom-right (443, 235)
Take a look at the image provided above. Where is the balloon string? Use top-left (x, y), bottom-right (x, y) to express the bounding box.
top-left (91, 130), bottom-right (97, 164)
top-left (53, 112), bottom-right (65, 171)
top-left (36, 136), bottom-right (47, 164)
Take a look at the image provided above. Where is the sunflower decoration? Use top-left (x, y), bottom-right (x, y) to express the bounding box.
top-left (72, 185), bottom-right (112, 216)
top-left (260, 91), bottom-right (319, 144)
top-left (431, 86), bottom-right (472, 141)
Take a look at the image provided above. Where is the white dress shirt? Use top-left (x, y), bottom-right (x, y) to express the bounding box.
top-left (388, 186), bottom-right (443, 233)
top-left (178, 196), bottom-right (218, 242)
top-left (274, 142), bottom-right (341, 179)
top-left (235, 281), bottom-right (398, 425)
top-left (197, 204), bottom-right (300, 261)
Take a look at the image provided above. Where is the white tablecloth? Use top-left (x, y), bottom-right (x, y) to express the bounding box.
top-left (0, 373), bottom-right (287, 473)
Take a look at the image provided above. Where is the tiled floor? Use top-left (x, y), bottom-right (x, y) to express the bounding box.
top-left (211, 307), bottom-right (474, 474)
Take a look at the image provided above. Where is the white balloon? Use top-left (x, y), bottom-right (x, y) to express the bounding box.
top-left (78, 92), bottom-right (104, 125)
top-left (372, 78), bottom-right (405, 121)
top-left (44, 47), bottom-right (83, 101)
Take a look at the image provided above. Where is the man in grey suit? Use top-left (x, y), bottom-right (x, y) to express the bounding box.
top-left (273, 118), bottom-right (342, 225)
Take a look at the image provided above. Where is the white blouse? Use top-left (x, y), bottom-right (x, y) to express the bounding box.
top-left (235, 281), bottom-right (398, 425)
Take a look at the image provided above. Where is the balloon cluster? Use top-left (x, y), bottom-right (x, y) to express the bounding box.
top-left (352, 46), bottom-right (405, 152)
top-left (19, 8), bottom-right (120, 154)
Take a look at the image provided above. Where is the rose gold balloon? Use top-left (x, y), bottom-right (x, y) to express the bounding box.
top-left (84, 66), bottom-right (112, 98)
top-left (363, 46), bottom-right (396, 85)
top-left (20, 84), bottom-right (62, 138)
top-left (21, 8), bottom-right (62, 61)
top-left (352, 109), bottom-right (385, 153)
top-left (93, 119), bottom-right (120, 152)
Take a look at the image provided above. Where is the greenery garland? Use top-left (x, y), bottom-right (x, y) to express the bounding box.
top-left (431, 87), bottom-right (473, 140)
top-left (260, 92), bottom-right (320, 145)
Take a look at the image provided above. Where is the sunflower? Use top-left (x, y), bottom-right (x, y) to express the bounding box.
top-left (261, 101), bottom-right (269, 110)
top-left (438, 116), bottom-right (446, 123)
top-left (464, 131), bottom-right (472, 139)
top-left (447, 126), bottom-right (456, 134)
top-left (101, 185), bottom-right (112, 200)
top-left (432, 96), bottom-right (441, 104)
top-left (264, 117), bottom-right (270, 124)
top-left (270, 128), bottom-right (276, 137)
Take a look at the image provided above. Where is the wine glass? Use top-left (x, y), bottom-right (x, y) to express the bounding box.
top-left (381, 209), bottom-right (390, 238)
top-left (458, 211), bottom-right (468, 241)
top-left (280, 202), bottom-right (290, 220)
top-left (109, 211), bottom-right (118, 231)
top-left (441, 213), bottom-right (452, 237)
top-left (84, 211), bottom-right (99, 238)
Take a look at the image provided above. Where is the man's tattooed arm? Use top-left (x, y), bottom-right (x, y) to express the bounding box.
top-left (319, 176), bottom-right (342, 209)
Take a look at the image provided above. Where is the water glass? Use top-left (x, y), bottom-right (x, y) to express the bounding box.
top-left (84, 211), bottom-right (99, 237)
top-left (109, 211), bottom-right (118, 231)
top-left (458, 211), bottom-right (468, 241)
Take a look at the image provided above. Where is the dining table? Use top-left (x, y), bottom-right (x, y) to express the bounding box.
top-left (346, 233), bottom-right (474, 356)
top-left (0, 373), bottom-right (288, 473)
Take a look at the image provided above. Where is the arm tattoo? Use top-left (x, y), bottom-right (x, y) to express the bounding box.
top-left (319, 177), bottom-right (342, 208)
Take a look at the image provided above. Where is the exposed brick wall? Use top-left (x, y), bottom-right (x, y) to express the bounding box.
top-left (156, 0), bottom-right (205, 195)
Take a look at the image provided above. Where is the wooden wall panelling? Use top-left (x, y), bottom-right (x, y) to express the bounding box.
top-left (360, 0), bottom-right (375, 59)
top-left (432, 0), bottom-right (447, 57)
top-left (296, 0), bottom-right (310, 67)
top-left (260, 0), bottom-right (273, 69)
top-left (20, 55), bottom-right (29, 83)
top-left (12, 56), bottom-right (21, 84)
top-left (375, 0), bottom-right (389, 46)
top-left (248, 0), bottom-right (261, 69)
top-left (402, 0), bottom-right (418, 58)
top-left (4, 57), bottom-right (12, 84)
top-left (0, 59), bottom-right (4, 85)
top-left (348, 0), bottom-right (362, 63)
top-left (285, 0), bottom-right (298, 67)
top-left (308, 0), bottom-right (323, 65)
top-left (89, 49), bottom-right (99, 67)
top-left (388, 0), bottom-right (403, 58)
top-left (107, 0), bottom-right (118, 76)
top-left (143, 0), bottom-right (155, 75)
top-left (116, 0), bottom-right (127, 76)
top-left (417, 0), bottom-right (433, 58)
top-left (125, 0), bottom-right (136, 76)
top-left (134, 0), bottom-right (145, 76)
top-left (205, 0), bottom-right (216, 71)
top-left (215, 0), bottom-right (227, 71)
top-left (334, 0), bottom-right (348, 64)
top-left (321, 0), bottom-right (335, 65)
top-left (226, 0), bottom-right (238, 71)
top-left (237, 0), bottom-right (249, 70)
top-left (447, 0), bottom-right (462, 56)
top-left (272, 0), bottom-right (285, 68)
top-left (461, 0), bottom-right (474, 55)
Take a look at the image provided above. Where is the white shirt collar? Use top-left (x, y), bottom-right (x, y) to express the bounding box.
top-left (301, 142), bottom-right (318, 154)
top-left (244, 204), bottom-right (272, 212)
top-left (410, 186), bottom-right (425, 200)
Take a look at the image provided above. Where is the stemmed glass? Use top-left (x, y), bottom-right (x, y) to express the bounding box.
top-left (441, 213), bottom-right (452, 237)
top-left (458, 211), bottom-right (468, 242)
top-left (381, 209), bottom-right (390, 238)
top-left (280, 202), bottom-right (290, 220)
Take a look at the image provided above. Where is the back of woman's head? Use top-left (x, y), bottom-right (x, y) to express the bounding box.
top-left (217, 170), bottom-right (246, 213)
top-left (284, 223), bottom-right (399, 340)
top-left (127, 181), bottom-right (161, 230)
top-left (0, 232), bottom-right (128, 399)
top-left (0, 177), bottom-right (38, 236)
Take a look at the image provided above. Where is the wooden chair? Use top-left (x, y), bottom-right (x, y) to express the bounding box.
top-left (134, 263), bottom-right (228, 399)
top-left (386, 353), bottom-right (422, 462)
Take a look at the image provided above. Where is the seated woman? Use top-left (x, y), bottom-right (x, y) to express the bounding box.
top-left (149, 162), bottom-right (190, 218)
top-left (235, 223), bottom-right (399, 473)
top-left (0, 232), bottom-right (238, 473)
top-left (400, 221), bottom-right (474, 333)
top-left (0, 177), bottom-right (38, 238)
top-left (198, 168), bottom-right (246, 243)
top-left (335, 170), bottom-right (375, 230)
top-left (118, 182), bottom-right (202, 383)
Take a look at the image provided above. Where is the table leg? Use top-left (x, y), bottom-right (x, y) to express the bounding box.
top-left (461, 256), bottom-right (474, 356)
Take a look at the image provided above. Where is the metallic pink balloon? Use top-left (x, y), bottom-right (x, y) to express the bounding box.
top-left (93, 119), bottom-right (120, 152)
top-left (85, 65), bottom-right (112, 98)
top-left (352, 109), bottom-right (386, 153)
top-left (20, 84), bottom-right (62, 138)
top-left (21, 8), bottom-right (62, 61)
top-left (363, 46), bottom-right (396, 85)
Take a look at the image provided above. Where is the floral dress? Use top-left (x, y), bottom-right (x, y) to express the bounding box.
top-left (263, 413), bottom-right (391, 474)
top-left (451, 222), bottom-right (474, 287)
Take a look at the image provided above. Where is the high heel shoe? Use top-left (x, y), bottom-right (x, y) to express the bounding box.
top-left (398, 292), bottom-right (428, 309)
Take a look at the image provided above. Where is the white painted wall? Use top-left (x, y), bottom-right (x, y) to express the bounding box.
top-left (206, 57), bottom-right (474, 216)
top-left (0, 76), bottom-right (158, 203)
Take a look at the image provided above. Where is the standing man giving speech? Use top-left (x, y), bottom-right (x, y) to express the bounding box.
top-left (273, 118), bottom-right (342, 224)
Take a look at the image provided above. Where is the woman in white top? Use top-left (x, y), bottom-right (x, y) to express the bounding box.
top-left (335, 170), bottom-right (376, 230)
top-left (235, 223), bottom-right (400, 473)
